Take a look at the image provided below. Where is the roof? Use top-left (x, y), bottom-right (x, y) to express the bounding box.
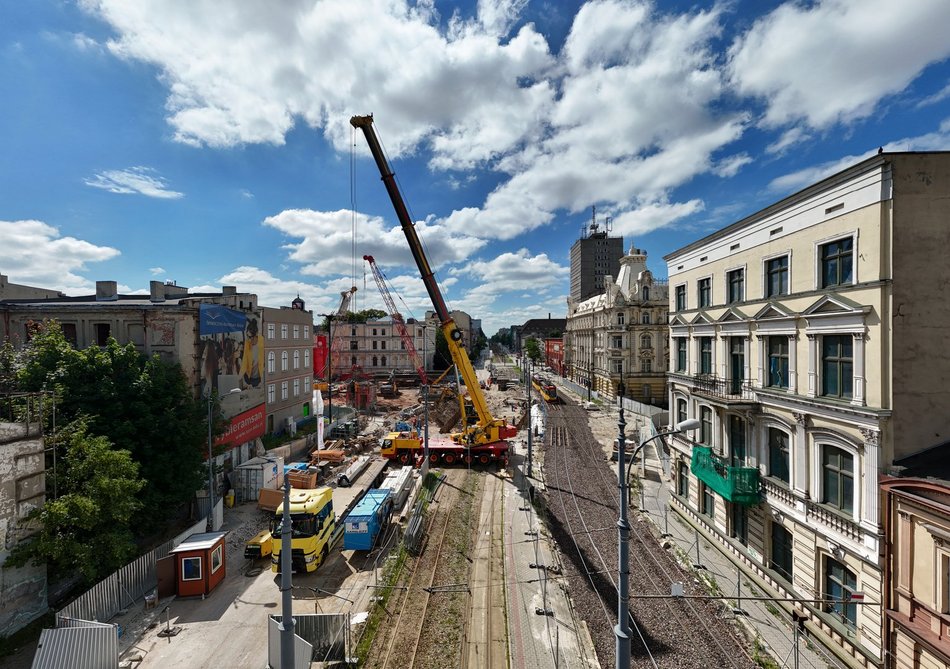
top-left (170, 531), bottom-right (227, 553)
top-left (893, 442), bottom-right (950, 483)
top-left (520, 318), bottom-right (566, 336)
top-left (349, 489), bottom-right (391, 518)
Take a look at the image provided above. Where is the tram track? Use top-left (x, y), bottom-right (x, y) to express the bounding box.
top-left (542, 399), bottom-right (755, 668)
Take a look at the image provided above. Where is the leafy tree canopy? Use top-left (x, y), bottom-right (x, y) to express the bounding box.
top-left (6, 419), bottom-right (145, 584)
top-left (524, 337), bottom-right (542, 363)
top-left (16, 321), bottom-right (207, 530)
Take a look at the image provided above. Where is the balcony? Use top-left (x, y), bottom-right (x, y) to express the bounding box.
top-left (691, 446), bottom-right (760, 505)
top-left (689, 374), bottom-right (757, 406)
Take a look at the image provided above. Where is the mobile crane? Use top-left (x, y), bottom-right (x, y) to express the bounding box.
top-left (351, 114), bottom-right (517, 465)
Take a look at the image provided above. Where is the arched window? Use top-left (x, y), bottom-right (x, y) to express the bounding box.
top-left (617, 312), bottom-right (625, 325)
top-left (381, 356), bottom-right (387, 367)
top-left (351, 356), bottom-right (357, 366)
top-left (293, 350), bottom-right (300, 369)
top-left (640, 334), bottom-right (652, 349)
top-left (267, 351), bottom-right (275, 373)
top-left (281, 351), bottom-right (288, 371)
top-left (372, 356), bottom-right (378, 367)
top-left (304, 349), bottom-right (310, 367)
top-left (642, 286), bottom-right (650, 301)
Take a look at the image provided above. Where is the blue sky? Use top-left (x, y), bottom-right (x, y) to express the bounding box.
top-left (3, 0), bottom-right (950, 336)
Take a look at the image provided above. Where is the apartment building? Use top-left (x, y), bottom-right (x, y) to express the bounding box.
top-left (566, 243), bottom-right (668, 403)
top-left (329, 317), bottom-right (430, 379)
top-left (664, 152), bottom-right (950, 669)
top-left (261, 297), bottom-right (314, 435)
top-left (881, 462), bottom-right (950, 669)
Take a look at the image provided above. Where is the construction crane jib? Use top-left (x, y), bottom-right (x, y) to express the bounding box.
top-left (350, 114), bottom-right (516, 446)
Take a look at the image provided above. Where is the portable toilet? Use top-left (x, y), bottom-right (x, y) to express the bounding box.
top-left (170, 531), bottom-right (227, 597)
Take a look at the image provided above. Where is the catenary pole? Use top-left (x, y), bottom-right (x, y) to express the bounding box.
top-left (280, 476), bottom-right (295, 668)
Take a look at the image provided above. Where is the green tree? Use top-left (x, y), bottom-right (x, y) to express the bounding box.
top-left (6, 420), bottom-right (145, 584)
top-left (17, 321), bottom-right (207, 530)
top-left (524, 337), bottom-right (542, 363)
top-left (433, 327), bottom-right (452, 370)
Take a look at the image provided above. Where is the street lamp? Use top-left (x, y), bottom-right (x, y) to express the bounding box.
top-left (207, 387), bottom-right (241, 531)
top-left (614, 380), bottom-right (698, 668)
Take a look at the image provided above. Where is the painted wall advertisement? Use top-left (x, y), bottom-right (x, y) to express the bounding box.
top-left (198, 303), bottom-right (264, 398)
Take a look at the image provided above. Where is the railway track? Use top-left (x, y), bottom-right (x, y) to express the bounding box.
top-left (463, 471), bottom-right (507, 669)
top-left (542, 400), bottom-right (755, 668)
top-left (364, 468), bottom-right (475, 669)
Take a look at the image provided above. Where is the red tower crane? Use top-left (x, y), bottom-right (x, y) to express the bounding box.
top-left (363, 254), bottom-right (428, 385)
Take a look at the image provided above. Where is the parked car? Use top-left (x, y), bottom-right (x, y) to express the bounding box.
top-left (583, 401), bottom-right (599, 411)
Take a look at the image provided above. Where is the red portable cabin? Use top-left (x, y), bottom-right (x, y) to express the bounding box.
top-left (170, 531), bottom-right (227, 598)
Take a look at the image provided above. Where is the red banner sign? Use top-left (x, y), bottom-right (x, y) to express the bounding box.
top-left (215, 403), bottom-right (266, 449)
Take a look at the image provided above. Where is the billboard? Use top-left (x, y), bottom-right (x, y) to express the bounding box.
top-left (215, 403), bottom-right (266, 449)
top-left (313, 334), bottom-right (328, 378)
top-left (199, 303), bottom-right (264, 398)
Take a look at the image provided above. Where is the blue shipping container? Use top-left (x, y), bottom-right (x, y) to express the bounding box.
top-left (343, 489), bottom-right (393, 551)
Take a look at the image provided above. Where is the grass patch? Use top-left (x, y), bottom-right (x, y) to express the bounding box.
top-left (752, 637), bottom-right (781, 669)
top-left (354, 543), bottom-right (411, 661)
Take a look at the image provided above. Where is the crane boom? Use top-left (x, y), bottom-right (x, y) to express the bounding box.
top-left (363, 254), bottom-right (428, 384)
top-left (350, 114), bottom-right (515, 446)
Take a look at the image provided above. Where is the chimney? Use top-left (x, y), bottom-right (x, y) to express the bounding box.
top-left (548, 312), bottom-right (551, 319)
top-left (96, 280), bottom-right (118, 301)
top-left (149, 281), bottom-right (166, 303)
top-left (222, 286), bottom-right (237, 296)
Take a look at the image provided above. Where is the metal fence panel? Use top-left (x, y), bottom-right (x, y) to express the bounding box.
top-left (31, 626), bottom-right (118, 669)
top-left (266, 616), bottom-right (313, 668)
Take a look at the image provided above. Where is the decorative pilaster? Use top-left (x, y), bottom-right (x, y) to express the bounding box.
top-left (743, 336), bottom-right (751, 385)
top-left (860, 428), bottom-right (880, 524)
top-left (806, 334), bottom-right (817, 397)
top-left (851, 333), bottom-right (867, 407)
top-left (793, 412), bottom-right (808, 496)
top-left (788, 334), bottom-right (798, 394)
top-left (757, 337), bottom-right (766, 387)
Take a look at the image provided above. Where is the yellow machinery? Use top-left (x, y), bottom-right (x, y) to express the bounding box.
top-left (270, 487), bottom-right (335, 573)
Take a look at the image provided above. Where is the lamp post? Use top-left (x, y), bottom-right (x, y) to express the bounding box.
top-left (614, 381), bottom-right (698, 668)
top-left (207, 387), bottom-right (241, 531)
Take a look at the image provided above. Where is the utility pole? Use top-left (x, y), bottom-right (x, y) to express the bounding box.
top-left (422, 324), bottom-right (429, 477)
top-left (279, 476), bottom-right (295, 668)
top-left (526, 357), bottom-right (533, 478)
top-left (615, 381), bottom-right (630, 668)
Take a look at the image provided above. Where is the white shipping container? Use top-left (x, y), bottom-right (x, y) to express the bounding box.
top-left (234, 455), bottom-right (284, 503)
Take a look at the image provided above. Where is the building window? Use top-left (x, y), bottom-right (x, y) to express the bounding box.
top-left (641, 359), bottom-right (652, 373)
top-left (767, 337), bottom-right (789, 388)
top-left (351, 327), bottom-right (357, 336)
top-left (675, 285), bottom-right (687, 311)
top-left (372, 341), bottom-right (378, 350)
top-left (94, 323), bottom-right (111, 346)
top-left (617, 313), bottom-right (625, 326)
top-left (267, 323), bottom-right (276, 339)
top-left (822, 446), bottom-right (854, 515)
top-left (640, 334), bottom-right (652, 349)
top-left (381, 356), bottom-right (387, 367)
top-left (612, 336), bottom-right (623, 348)
top-left (267, 351), bottom-right (275, 373)
top-left (281, 324), bottom-right (288, 339)
top-left (293, 379), bottom-right (300, 397)
top-left (677, 462), bottom-right (689, 498)
top-left (727, 269), bottom-right (744, 304)
top-left (211, 545), bottom-right (222, 574)
top-left (700, 406), bottom-right (713, 446)
top-left (293, 350), bottom-right (300, 369)
top-left (281, 351), bottom-right (288, 371)
top-left (825, 558), bottom-right (858, 628)
top-left (381, 341), bottom-right (386, 350)
top-left (304, 376), bottom-right (309, 388)
top-left (642, 313), bottom-right (651, 324)
top-left (304, 325), bottom-right (310, 338)
top-left (181, 556), bottom-right (202, 581)
top-left (771, 523), bottom-right (793, 583)
top-left (372, 328), bottom-right (377, 336)
top-left (382, 329), bottom-right (386, 336)
top-left (351, 356), bottom-right (357, 367)
top-left (267, 383), bottom-right (275, 404)
top-left (676, 398), bottom-right (688, 425)
top-left (729, 415), bottom-right (746, 466)
top-left (766, 255), bottom-right (789, 297)
top-left (699, 337), bottom-right (713, 374)
top-left (768, 427), bottom-right (790, 484)
top-left (698, 278), bottom-right (711, 308)
top-left (701, 483), bottom-right (715, 518)
top-left (350, 340), bottom-right (358, 350)
top-left (821, 237), bottom-right (853, 288)
top-left (61, 323), bottom-right (78, 346)
top-left (676, 339), bottom-right (687, 372)
top-left (612, 359), bottom-right (623, 374)
top-left (280, 381), bottom-right (288, 400)
top-left (293, 325), bottom-right (300, 339)
top-left (731, 503), bottom-right (748, 545)
top-left (821, 335), bottom-right (853, 398)
top-left (304, 349), bottom-right (310, 368)
top-left (642, 286), bottom-right (650, 301)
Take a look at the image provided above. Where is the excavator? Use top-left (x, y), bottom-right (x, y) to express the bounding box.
top-left (350, 114), bottom-right (517, 465)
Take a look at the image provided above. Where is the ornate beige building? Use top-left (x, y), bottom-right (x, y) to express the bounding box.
top-left (665, 152), bottom-right (950, 669)
top-left (565, 244), bottom-right (668, 403)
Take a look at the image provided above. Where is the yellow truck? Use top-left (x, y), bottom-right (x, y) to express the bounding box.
top-left (270, 487), bottom-right (335, 573)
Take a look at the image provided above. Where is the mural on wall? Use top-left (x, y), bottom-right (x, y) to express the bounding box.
top-left (199, 304), bottom-right (264, 398)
